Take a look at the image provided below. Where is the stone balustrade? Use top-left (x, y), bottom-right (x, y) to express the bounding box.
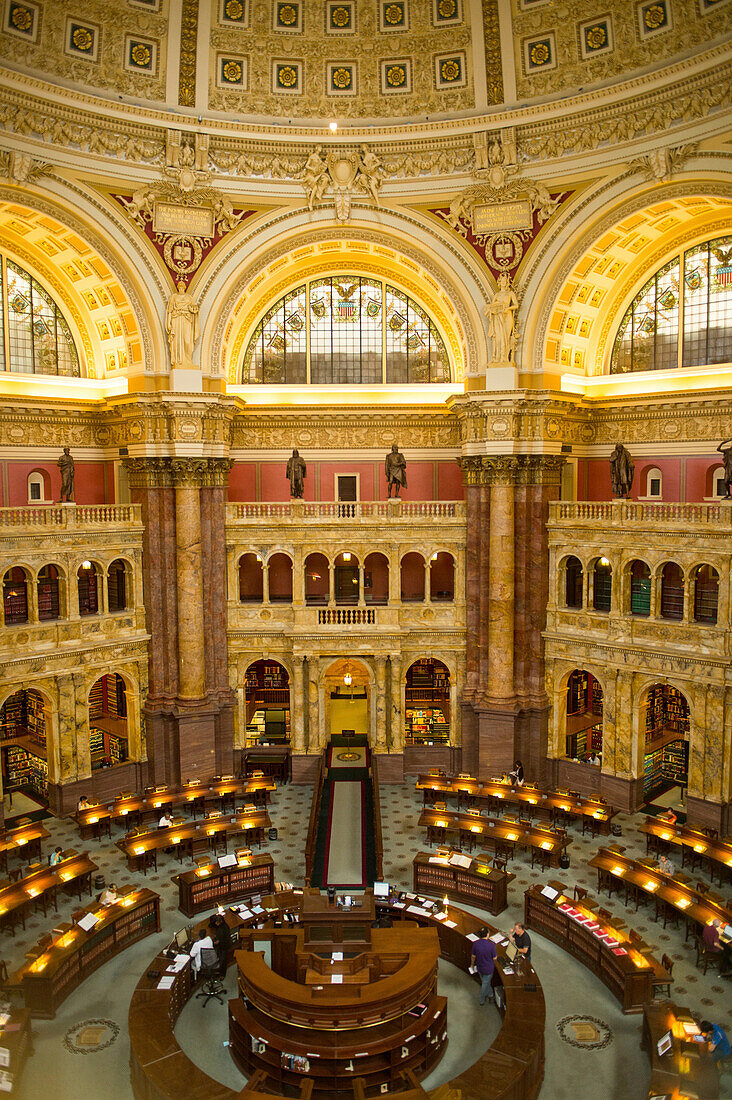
top-left (228, 500), bottom-right (465, 524)
top-left (549, 499), bottom-right (731, 529)
top-left (0, 504), bottom-right (142, 529)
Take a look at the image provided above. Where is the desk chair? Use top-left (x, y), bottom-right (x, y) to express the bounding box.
top-left (530, 846), bottom-right (552, 872)
top-left (0, 960), bottom-right (7, 986)
top-left (187, 795), bottom-right (206, 818)
top-left (139, 849), bottom-right (157, 876)
top-left (573, 886), bottom-right (588, 902)
top-left (196, 948), bottom-right (225, 1007)
top-left (582, 815), bottom-right (603, 839)
top-left (652, 954), bottom-right (674, 1000)
top-left (492, 857), bottom-right (507, 875)
top-left (694, 934), bottom-right (720, 975)
top-left (653, 896), bottom-right (680, 929)
top-left (494, 839), bottom-right (515, 865)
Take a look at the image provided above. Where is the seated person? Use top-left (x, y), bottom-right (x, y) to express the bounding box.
top-left (588, 753), bottom-right (601, 765)
top-left (660, 807), bottom-right (677, 826)
top-left (509, 921), bottom-right (532, 962)
top-left (48, 846), bottom-right (64, 867)
top-left (100, 882), bottom-right (119, 906)
top-left (77, 795), bottom-right (90, 812)
top-left (700, 1019), bottom-right (731, 1064)
top-left (158, 811), bottom-right (174, 828)
top-left (658, 854), bottom-right (675, 876)
top-left (703, 919), bottom-right (732, 974)
top-left (189, 927), bottom-right (215, 975)
top-left (508, 760), bottom-right (525, 787)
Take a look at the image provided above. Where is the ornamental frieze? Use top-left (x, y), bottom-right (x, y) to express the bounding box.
top-left (231, 413), bottom-right (461, 451)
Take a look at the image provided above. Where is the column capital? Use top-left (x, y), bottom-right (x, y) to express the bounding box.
top-left (123, 456), bottom-right (233, 489)
top-left (459, 454), bottom-right (565, 487)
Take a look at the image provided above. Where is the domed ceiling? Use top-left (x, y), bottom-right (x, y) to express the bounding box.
top-left (0, 0), bottom-right (729, 126)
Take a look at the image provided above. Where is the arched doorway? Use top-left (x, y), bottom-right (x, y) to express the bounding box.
top-left (0, 688), bottom-right (49, 807)
top-left (88, 673), bottom-right (129, 769)
top-left (3, 567), bottom-right (29, 625)
top-left (405, 659), bottom-right (450, 745)
top-left (323, 659), bottom-right (370, 742)
top-left (565, 670), bottom-right (603, 762)
top-left (641, 683), bottom-right (690, 805)
top-left (245, 660), bottom-right (290, 745)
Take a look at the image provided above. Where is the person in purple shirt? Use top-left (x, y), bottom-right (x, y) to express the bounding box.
top-left (470, 926), bottom-right (498, 1005)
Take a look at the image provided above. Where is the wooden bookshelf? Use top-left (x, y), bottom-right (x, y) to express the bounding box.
top-left (413, 851), bottom-right (513, 916)
top-left (176, 854), bottom-right (275, 917)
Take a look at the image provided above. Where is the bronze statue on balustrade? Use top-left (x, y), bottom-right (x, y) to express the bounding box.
top-left (609, 443), bottom-right (634, 498)
top-left (286, 448), bottom-right (306, 498)
top-left (385, 443), bottom-right (407, 498)
top-left (57, 446), bottom-right (75, 503)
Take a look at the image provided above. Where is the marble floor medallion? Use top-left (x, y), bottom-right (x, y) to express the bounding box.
top-left (556, 1015), bottom-right (613, 1050)
top-left (63, 1018), bottom-right (120, 1054)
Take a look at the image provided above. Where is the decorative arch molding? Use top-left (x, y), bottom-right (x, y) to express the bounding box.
top-left (0, 181), bottom-right (166, 375)
top-left (518, 168), bottom-right (732, 376)
top-left (198, 205), bottom-right (494, 385)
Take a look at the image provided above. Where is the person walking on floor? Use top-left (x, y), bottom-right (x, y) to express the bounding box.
top-left (471, 926), bottom-right (497, 1005)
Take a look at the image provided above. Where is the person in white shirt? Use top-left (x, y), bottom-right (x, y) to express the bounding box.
top-left (190, 928), bottom-right (214, 975)
top-left (159, 811), bottom-right (173, 828)
top-left (100, 883), bottom-right (119, 906)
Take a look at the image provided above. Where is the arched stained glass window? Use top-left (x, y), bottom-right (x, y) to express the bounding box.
top-left (242, 276), bottom-right (450, 384)
top-left (0, 258), bottom-right (80, 376)
top-left (611, 235), bottom-right (732, 373)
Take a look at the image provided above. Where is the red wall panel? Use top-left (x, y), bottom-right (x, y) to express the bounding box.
top-left (437, 461), bottom-right (464, 500)
top-left (6, 461), bottom-right (107, 506)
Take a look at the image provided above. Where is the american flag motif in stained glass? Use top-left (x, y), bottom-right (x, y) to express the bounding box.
top-left (611, 235), bottom-right (732, 373)
top-left (242, 275), bottom-right (449, 384)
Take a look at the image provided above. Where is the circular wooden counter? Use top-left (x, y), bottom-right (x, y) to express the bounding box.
top-left (128, 890), bottom-right (545, 1100)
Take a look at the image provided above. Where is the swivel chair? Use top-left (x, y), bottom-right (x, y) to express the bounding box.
top-left (196, 947), bottom-right (225, 1007)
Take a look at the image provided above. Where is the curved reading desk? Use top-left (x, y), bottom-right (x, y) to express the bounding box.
top-left (128, 888), bottom-right (545, 1100)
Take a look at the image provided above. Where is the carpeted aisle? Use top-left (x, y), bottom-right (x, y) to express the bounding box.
top-left (324, 780), bottom-right (365, 886)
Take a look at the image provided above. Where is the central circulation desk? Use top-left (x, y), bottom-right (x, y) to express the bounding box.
top-left (129, 888), bottom-right (545, 1100)
top-left (416, 773), bottom-right (616, 834)
top-left (9, 888), bottom-right (160, 1017)
top-left (175, 853), bottom-right (275, 916)
top-left (524, 882), bottom-right (667, 1012)
top-left (589, 847), bottom-right (732, 934)
top-left (418, 808), bottom-right (572, 867)
top-left (230, 894), bottom-right (448, 1097)
top-left (412, 851), bottom-right (513, 915)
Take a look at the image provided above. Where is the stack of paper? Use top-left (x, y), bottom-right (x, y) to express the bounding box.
top-left (156, 975), bottom-right (176, 990)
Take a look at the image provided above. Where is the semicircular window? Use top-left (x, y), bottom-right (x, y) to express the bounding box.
top-left (611, 234), bottom-right (732, 373)
top-left (0, 258), bottom-right (80, 376)
top-left (242, 276), bottom-right (450, 384)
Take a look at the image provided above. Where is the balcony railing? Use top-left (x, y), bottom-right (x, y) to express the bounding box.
top-left (228, 501), bottom-right (465, 523)
top-left (0, 504), bottom-right (142, 528)
top-left (549, 500), bottom-right (731, 529)
top-left (318, 608), bottom-right (376, 625)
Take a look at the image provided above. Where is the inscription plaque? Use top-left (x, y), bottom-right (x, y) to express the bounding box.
top-left (472, 199), bottom-right (533, 234)
top-left (153, 202), bottom-right (214, 237)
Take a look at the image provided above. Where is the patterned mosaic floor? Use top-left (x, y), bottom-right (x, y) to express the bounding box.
top-left (3, 779), bottom-right (730, 1099)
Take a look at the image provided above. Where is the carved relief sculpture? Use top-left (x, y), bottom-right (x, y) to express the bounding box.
top-left (57, 447), bottom-right (75, 503)
top-left (300, 145), bottom-right (384, 221)
top-left (609, 443), bottom-right (635, 498)
top-left (486, 274), bottom-right (518, 364)
top-left (165, 280), bottom-right (200, 369)
top-left (385, 443), bottom-right (407, 499)
top-left (286, 449), bottom-right (307, 499)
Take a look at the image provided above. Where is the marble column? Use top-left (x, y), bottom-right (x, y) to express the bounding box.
top-left (308, 660), bottom-right (320, 752)
top-left (389, 655), bottom-right (403, 751)
top-left (375, 656), bottom-right (387, 749)
top-left (175, 485), bottom-right (206, 700)
top-left (291, 656), bottom-right (306, 752)
top-left (487, 481), bottom-right (515, 701)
